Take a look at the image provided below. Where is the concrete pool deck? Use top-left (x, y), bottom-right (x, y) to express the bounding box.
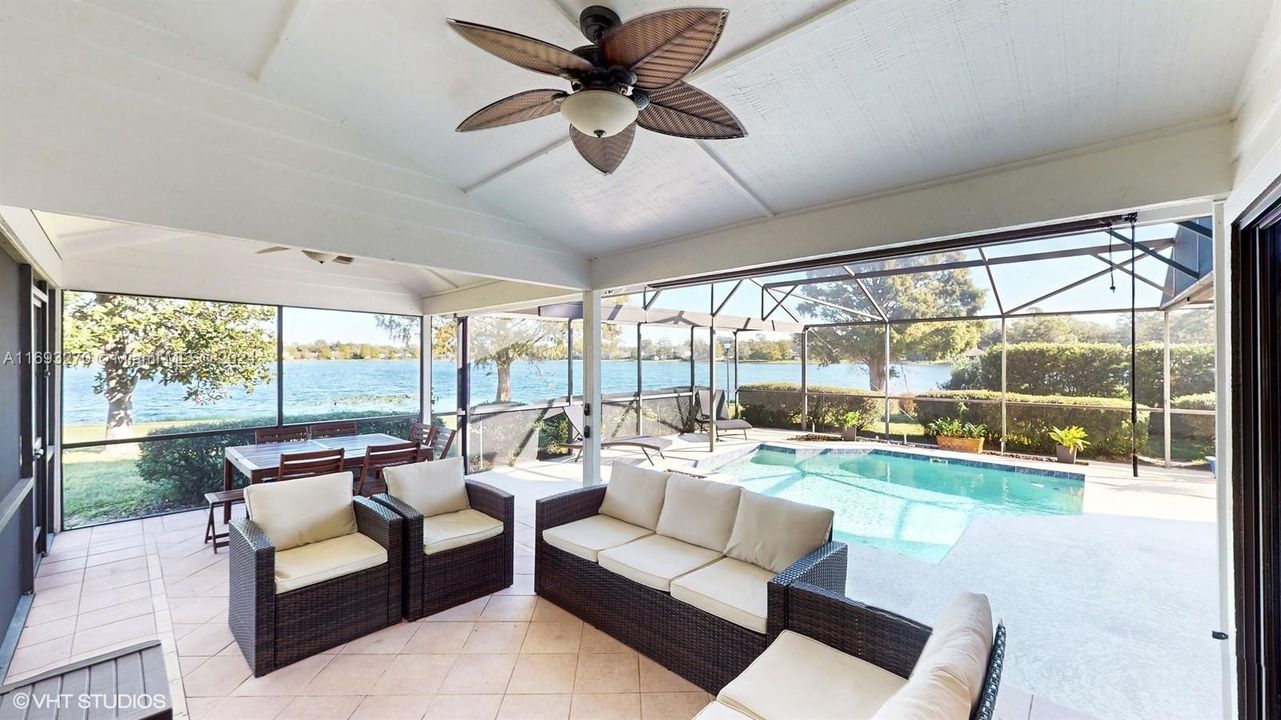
top-left (474, 429), bottom-right (1222, 720)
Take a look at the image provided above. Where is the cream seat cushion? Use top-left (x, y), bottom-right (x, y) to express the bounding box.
top-left (718, 630), bottom-right (907, 720)
top-left (725, 491), bottom-right (834, 573)
top-left (654, 474), bottom-right (742, 552)
top-left (597, 534), bottom-right (722, 592)
top-left (385, 456), bottom-right (470, 518)
top-left (906, 592), bottom-right (994, 708)
top-left (670, 557), bottom-right (773, 633)
top-left (599, 463), bottom-right (670, 530)
top-left (424, 508), bottom-right (504, 555)
top-left (692, 701), bottom-right (753, 720)
top-left (542, 514), bottom-right (653, 562)
top-left (273, 532), bottom-right (387, 594)
top-left (244, 471), bottom-right (358, 551)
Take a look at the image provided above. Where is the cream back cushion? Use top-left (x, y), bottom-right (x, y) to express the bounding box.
top-left (655, 474), bottom-right (742, 552)
top-left (385, 456), bottom-right (470, 518)
top-left (869, 668), bottom-right (970, 720)
top-left (599, 463), bottom-right (670, 530)
top-left (244, 471), bottom-right (358, 551)
top-left (724, 491), bottom-right (834, 573)
top-left (911, 592), bottom-right (994, 709)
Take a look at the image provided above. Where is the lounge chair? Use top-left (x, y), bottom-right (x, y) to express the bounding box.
top-left (695, 390), bottom-right (753, 439)
top-left (562, 404), bottom-right (672, 465)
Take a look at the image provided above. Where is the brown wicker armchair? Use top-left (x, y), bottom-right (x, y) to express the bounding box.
top-left (535, 481), bottom-right (848, 694)
top-left (229, 475), bottom-right (402, 676)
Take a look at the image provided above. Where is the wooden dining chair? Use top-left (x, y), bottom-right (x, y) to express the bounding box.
top-left (255, 426), bottom-right (309, 444)
top-left (357, 441), bottom-right (423, 496)
top-left (409, 421), bottom-right (438, 453)
top-left (276, 448), bottom-right (346, 482)
top-left (426, 428), bottom-right (458, 461)
top-left (308, 421), bottom-right (358, 439)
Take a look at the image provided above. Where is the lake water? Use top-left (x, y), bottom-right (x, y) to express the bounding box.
top-left (63, 359), bottom-right (953, 427)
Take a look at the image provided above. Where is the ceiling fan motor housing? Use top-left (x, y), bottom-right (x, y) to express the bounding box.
top-left (579, 5), bottom-right (621, 42)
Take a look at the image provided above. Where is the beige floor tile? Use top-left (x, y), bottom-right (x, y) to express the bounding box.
top-left (637, 657), bottom-right (701, 693)
top-left (424, 597), bottom-right (489, 622)
top-left (75, 597), bottom-right (154, 631)
top-left (529, 600), bottom-right (579, 625)
top-left (341, 622), bottom-right (417, 655)
top-left (425, 694), bottom-right (503, 720)
top-left (16, 617), bottom-right (75, 647)
top-left (506, 654), bottom-right (578, 694)
top-left (184, 655), bottom-right (253, 697)
top-left (639, 692), bottom-right (711, 720)
top-left (497, 694), bottom-right (571, 720)
top-left (38, 556), bottom-right (86, 577)
top-left (370, 653), bottom-right (457, 695)
top-left (304, 654), bottom-right (398, 695)
top-left (232, 653), bottom-right (331, 696)
top-left (579, 626), bottom-right (634, 655)
top-left (404, 622), bottom-right (475, 654)
top-left (201, 695), bottom-right (293, 720)
top-left (479, 596), bottom-right (537, 622)
top-left (276, 694), bottom-right (363, 720)
top-left (29, 582), bottom-right (80, 607)
top-left (177, 621), bottom-right (235, 656)
top-left (573, 653), bottom-right (639, 694)
top-left (83, 555), bottom-right (147, 578)
top-left (186, 696), bottom-right (221, 719)
top-left (5, 635), bottom-right (73, 677)
top-left (33, 569), bottom-right (83, 592)
top-left (79, 579), bottom-right (152, 612)
top-left (84, 545), bottom-right (147, 567)
top-left (570, 693), bottom-right (642, 720)
top-left (494, 575), bottom-right (535, 596)
top-left (351, 694), bottom-right (436, 719)
top-left (81, 567), bottom-right (150, 595)
top-left (169, 596), bottom-right (228, 624)
top-left (520, 623), bottom-right (582, 655)
top-left (462, 622), bottom-right (528, 654)
top-left (179, 654), bottom-right (211, 677)
top-left (24, 598), bottom-right (80, 626)
top-left (71, 614), bottom-right (156, 656)
top-left (439, 654), bottom-right (518, 694)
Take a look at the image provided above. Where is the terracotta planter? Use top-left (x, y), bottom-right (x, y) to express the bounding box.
top-left (1055, 444), bottom-right (1078, 464)
top-left (841, 428), bottom-right (860, 441)
top-left (937, 435), bottom-right (984, 453)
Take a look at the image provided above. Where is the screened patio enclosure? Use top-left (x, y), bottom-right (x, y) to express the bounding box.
top-left (441, 215), bottom-right (1216, 474)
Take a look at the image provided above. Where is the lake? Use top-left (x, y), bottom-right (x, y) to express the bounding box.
top-left (63, 359), bottom-right (953, 428)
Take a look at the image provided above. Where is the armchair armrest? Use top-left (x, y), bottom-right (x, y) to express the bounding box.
top-left (371, 492), bottom-right (424, 620)
top-left (535, 485), bottom-right (607, 539)
top-left (466, 480), bottom-right (514, 529)
top-left (763, 541), bottom-right (847, 638)
top-left (228, 518), bottom-right (275, 676)
top-left (787, 582), bottom-right (931, 679)
top-left (353, 497), bottom-right (403, 624)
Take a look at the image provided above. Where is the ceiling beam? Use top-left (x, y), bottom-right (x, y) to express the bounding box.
top-left (255, 0), bottom-right (312, 84)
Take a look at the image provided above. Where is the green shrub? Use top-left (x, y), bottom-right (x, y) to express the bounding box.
top-left (1170, 392), bottom-right (1215, 440)
top-left (737, 383), bottom-right (884, 431)
top-left (925, 417), bottom-right (986, 439)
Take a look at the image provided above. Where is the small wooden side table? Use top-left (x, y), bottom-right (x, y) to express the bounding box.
top-left (204, 489), bottom-right (244, 552)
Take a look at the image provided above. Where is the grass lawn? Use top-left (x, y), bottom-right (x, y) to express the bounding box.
top-left (61, 454), bottom-right (170, 528)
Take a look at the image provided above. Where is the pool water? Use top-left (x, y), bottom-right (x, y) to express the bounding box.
top-left (718, 446), bottom-right (1085, 562)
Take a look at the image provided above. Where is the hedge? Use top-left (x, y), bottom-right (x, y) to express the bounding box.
top-left (946, 342), bottom-right (1214, 405)
top-left (135, 411), bottom-right (421, 511)
top-left (738, 383), bottom-right (885, 431)
top-left (1169, 392), bottom-right (1215, 440)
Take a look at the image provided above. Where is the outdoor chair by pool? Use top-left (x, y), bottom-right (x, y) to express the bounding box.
top-left (694, 583), bottom-right (1006, 719)
top-left (562, 404), bottom-right (672, 464)
top-left (308, 420), bottom-right (358, 439)
top-left (229, 471), bottom-right (402, 676)
top-left (695, 390), bottom-right (753, 440)
top-left (374, 456), bottom-right (513, 619)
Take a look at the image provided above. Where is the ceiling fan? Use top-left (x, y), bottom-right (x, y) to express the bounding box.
top-left (255, 246), bottom-right (354, 265)
top-left (449, 5), bottom-right (745, 174)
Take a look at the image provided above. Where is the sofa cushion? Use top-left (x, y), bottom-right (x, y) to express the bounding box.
top-left (599, 463), bottom-right (670, 530)
top-left (670, 557), bottom-right (773, 633)
top-left (724, 491), bottom-right (835, 573)
top-left (542, 514), bottom-right (653, 562)
top-left (692, 701), bottom-right (754, 720)
top-left (597, 534), bottom-right (722, 592)
top-left (244, 471), bottom-right (358, 552)
top-left (424, 508), bottom-right (504, 555)
top-left (869, 669), bottom-right (971, 720)
top-left (910, 592), bottom-right (994, 708)
top-left (273, 532), bottom-right (387, 594)
top-left (655, 474), bottom-right (742, 552)
top-left (385, 456), bottom-right (470, 518)
top-left (718, 630), bottom-right (907, 720)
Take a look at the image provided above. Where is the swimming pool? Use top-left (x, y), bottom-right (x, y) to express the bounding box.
top-left (716, 445), bottom-right (1085, 562)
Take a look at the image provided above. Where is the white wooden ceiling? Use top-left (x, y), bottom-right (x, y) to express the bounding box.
top-left (5, 0), bottom-right (1275, 278)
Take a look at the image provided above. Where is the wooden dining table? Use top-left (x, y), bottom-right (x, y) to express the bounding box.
top-left (222, 432), bottom-right (406, 520)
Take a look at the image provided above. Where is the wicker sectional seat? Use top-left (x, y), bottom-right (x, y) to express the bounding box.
top-left (535, 463), bottom-right (849, 693)
top-left (694, 583), bottom-right (1006, 720)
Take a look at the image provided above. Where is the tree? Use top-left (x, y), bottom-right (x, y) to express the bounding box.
top-left (467, 317), bottom-right (563, 403)
top-left (63, 292), bottom-right (275, 439)
top-left (979, 310), bottom-right (1112, 346)
top-left (796, 255), bottom-right (986, 390)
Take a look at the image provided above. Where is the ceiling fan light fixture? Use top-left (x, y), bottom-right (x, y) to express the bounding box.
top-left (559, 90), bottom-right (637, 138)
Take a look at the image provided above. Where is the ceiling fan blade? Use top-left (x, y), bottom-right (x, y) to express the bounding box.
top-left (570, 123), bottom-right (636, 174)
top-left (457, 89), bottom-right (566, 132)
top-left (333, 256), bottom-right (355, 265)
top-left (599, 8), bottom-right (728, 90)
top-left (255, 246), bottom-right (291, 254)
top-left (447, 19), bottom-right (593, 77)
top-left (638, 82), bottom-right (744, 139)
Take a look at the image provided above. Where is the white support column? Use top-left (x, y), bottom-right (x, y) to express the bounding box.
top-left (581, 290), bottom-right (604, 486)
top-left (1163, 310), bottom-right (1172, 468)
top-left (1000, 318), bottom-right (1008, 453)
top-left (1211, 200), bottom-right (1236, 720)
top-left (421, 315), bottom-right (432, 425)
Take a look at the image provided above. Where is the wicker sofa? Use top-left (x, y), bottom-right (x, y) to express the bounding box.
top-left (694, 582), bottom-right (1006, 719)
top-left (374, 456), bottom-right (514, 620)
top-left (229, 471), bottom-right (402, 676)
top-left (535, 464), bottom-right (849, 693)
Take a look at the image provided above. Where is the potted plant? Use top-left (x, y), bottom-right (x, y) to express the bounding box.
top-left (1048, 425), bottom-right (1089, 464)
top-left (926, 417), bottom-right (987, 453)
top-left (840, 409), bottom-right (868, 441)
